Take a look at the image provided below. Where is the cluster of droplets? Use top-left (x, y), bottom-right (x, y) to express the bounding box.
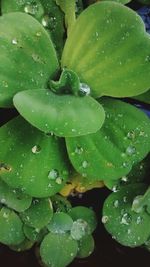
top-left (48, 169), bottom-right (62, 185)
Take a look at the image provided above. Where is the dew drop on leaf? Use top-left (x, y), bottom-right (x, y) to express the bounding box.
top-left (79, 83), bottom-right (91, 96)
top-left (31, 145), bottom-right (41, 154)
top-left (120, 213), bottom-right (132, 225)
top-left (102, 215), bottom-right (109, 224)
top-left (48, 169), bottom-right (59, 180)
top-left (11, 38), bottom-right (18, 45)
top-left (82, 161), bottom-right (88, 169)
top-left (113, 200), bottom-right (119, 208)
top-left (136, 216), bottom-right (143, 225)
top-left (24, 2), bottom-right (38, 15)
top-left (126, 146), bottom-right (136, 155)
top-left (75, 146), bottom-right (83, 155)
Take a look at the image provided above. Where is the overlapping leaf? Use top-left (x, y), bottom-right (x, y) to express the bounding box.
top-left (62, 2), bottom-right (150, 98)
top-left (13, 89), bottom-right (105, 137)
top-left (0, 116), bottom-right (70, 197)
top-left (66, 98), bottom-right (150, 184)
top-left (0, 12), bottom-right (59, 107)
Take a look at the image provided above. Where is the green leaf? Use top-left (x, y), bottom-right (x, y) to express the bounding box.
top-left (0, 207), bottom-right (25, 245)
top-left (23, 224), bottom-right (48, 242)
top-left (77, 234), bottom-right (95, 258)
top-left (68, 206), bottom-right (97, 233)
top-left (13, 89), bottom-right (105, 137)
top-left (62, 2), bottom-right (150, 98)
top-left (102, 184), bottom-right (150, 247)
top-left (132, 89), bottom-right (150, 104)
top-left (66, 98), bottom-right (150, 183)
top-left (40, 232), bottom-right (78, 267)
top-left (0, 116), bottom-right (70, 197)
top-left (0, 179), bottom-right (32, 212)
top-left (1, 0), bottom-right (65, 58)
top-left (0, 12), bottom-right (59, 107)
top-left (20, 198), bottom-right (53, 230)
top-left (51, 194), bottom-right (72, 213)
top-left (47, 212), bottom-right (73, 233)
top-left (105, 153), bottom-right (150, 190)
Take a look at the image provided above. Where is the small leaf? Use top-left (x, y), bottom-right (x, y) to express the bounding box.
top-left (62, 2), bottom-right (150, 98)
top-left (102, 183), bottom-right (150, 247)
top-left (0, 179), bottom-right (32, 212)
top-left (0, 116), bottom-right (70, 197)
top-left (66, 98), bottom-right (150, 183)
top-left (0, 207), bottom-right (25, 245)
top-left (77, 234), bottom-right (95, 258)
top-left (68, 206), bottom-right (97, 233)
top-left (13, 89), bottom-right (105, 137)
top-left (51, 194), bottom-right (72, 213)
top-left (20, 198), bottom-right (53, 230)
top-left (47, 212), bottom-right (73, 233)
top-left (23, 224), bottom-right (47, 242)
top-left (40, 232), bottom-right (78, 267)
top-left (0, 12), bottom-right (59, 107)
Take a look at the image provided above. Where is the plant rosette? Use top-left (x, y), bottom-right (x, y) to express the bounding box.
top-left (0, 0), bottom-right (150, 267)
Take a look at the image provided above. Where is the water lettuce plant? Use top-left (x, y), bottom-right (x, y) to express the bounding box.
top-left (0, 0), bottom-right (150, 266)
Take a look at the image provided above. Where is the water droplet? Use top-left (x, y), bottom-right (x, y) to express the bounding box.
top-left (71, 219), bottom-right (90, 240)
top-left (2, 81), bottom-right (8, 88)
top-left (31, 145), bottom-right (41, 154)
top-left (79, 83), bottom-right (91, 96)
top-left (36, 32), bottom-right (42, 37)
top-left (127, 131), bottom-right (136, 139)
top-left (48, 169), bottom-right (59, 180)
top-left (1, 198), bottom-right (6, 204)
top-left (123, 196), bottom-right (127, 203)
top-left (82, 161), bottom-right (88, 168)
top-left (121, 213), bottom-right (132, 225)
top-left (24, 2), bottom-right (38, 15)
top-left (55, 177), bottom-right (62, 185)
top-left (139, 131), bottom-right (145, 136)
top-left (145, 55), bottom-right (150, 62)
top-left (3, 212), bottom-right (9, 219)
top-left (127, 229), bottom-right (131, 234)
top-left (41, 15), bottom-right (56, 30)
top-left (136, 216), bottom-right (143, 224)
top-left (122, 162), bottom-right (129, 168)
top-left (114, 200), bottom-right (119, 208)
top-left (102, 215), bottom-right (109, 224)
top-left (112, 185), bottom-right (118, 192)
top-left (121, 176), bottom-right (128, 182)
top-left (132, 195), bottom-right (143, 213)
top-left (126, 146), bottom-right (136, 155)
top-left (12, 38), bottom-right (18, 45)
top-left (75, 146), bottom-right (83, 155)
